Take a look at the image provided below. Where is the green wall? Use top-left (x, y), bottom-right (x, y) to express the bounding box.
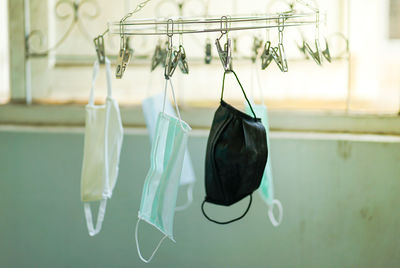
top-left (1, 128), bottom-right (400, 267)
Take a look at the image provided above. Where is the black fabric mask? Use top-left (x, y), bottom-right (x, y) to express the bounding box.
top-left (202, 70), bottom-right (268, 224)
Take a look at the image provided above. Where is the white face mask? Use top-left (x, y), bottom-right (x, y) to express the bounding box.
top-left (135, 78), bottom-right (191, 263)
top-left (142, 92), bottom-right (196, 211)
top-left (81, 58), bottom-right (124, 236)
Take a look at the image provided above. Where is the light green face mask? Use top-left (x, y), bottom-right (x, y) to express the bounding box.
top-left (245, 103), bottom-right (283, 227)
top-left (135, 79), bottom-right (191, 263)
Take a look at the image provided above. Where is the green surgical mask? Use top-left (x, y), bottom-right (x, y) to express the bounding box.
top-left (245, 104), bottom-right (283, 227)
top-left (135, 78), bottom-right (191, 263)
top-left (245, 62), bottom-right (283, 227)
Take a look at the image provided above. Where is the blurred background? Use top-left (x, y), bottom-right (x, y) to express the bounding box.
top-left (1, 0), bottom-right (400, 267)
top-left (1, 0), bottom-right (400, 113)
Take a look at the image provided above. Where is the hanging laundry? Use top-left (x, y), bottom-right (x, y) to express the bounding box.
top-left (246, 62), bottom-right (283, 227)
top-left (142, 92), bottom-right (196, 211)
top-left (201, 70), bottom-right (268, 224)
top-left (80, 58), bottom-right (124, 236)
top-left (245, 104), bottom-right (283, 226)
top-left (135, 78), bottom-right (191, 263)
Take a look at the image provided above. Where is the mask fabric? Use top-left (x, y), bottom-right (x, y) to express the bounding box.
top-left (245, 104), bottom-right (283, 226)
top-left (142, 93), bottom-right (196, 211)
top-left (202, 70), bottom-right (268, 224)
top-left (135, 78), bottom-right (191, 263)
top-left (81, 58), bottom-right (124, 236)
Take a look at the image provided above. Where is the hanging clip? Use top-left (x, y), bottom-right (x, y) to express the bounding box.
top-left (215, 37), bottom-right (232, 72)
top-left (164, 19), bottom-right (181, 79)
top-left (271, 14), bottom-right (288, 72)
top-left (321, 38), bottom-right (331, 62)
top-left (215, 16), bottom-right (232, 72)
top-left (204, 38), bottom-right (212, 64)
top-left (177, 19), bottom-right (189, 74)
top-left (178, 45), bottom-right (189, 74)
top-left (297, 37), bottom-right (309, 59)
top-left (116, 36), bottom-right (133, 79)
top-left (93, 35), bottom-right (105, 64)
top-left (151, 41), bottom-right (166, 71)
top-left (165, 49), bottom-right (181, 79)
top-left (304, 11), bottom-right (323, 65)
top-left (116, 16), bottom-right (134, 79)
top-left (261, 41), bottom-right (274, 70)
top-left (304, 39), bottom-right (322, 65)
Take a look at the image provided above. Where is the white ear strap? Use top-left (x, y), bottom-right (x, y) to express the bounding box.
top-left (175, 183), bottom-right (194, 211)
top-left (254, 62), bottom-right (265, 105)
top-left (105, 58), bottom-right (112, 99)
top-left (89, 58), bottom-right (113, 105)
top-left (135, 218), bottom-right (168, 263)
top-left (250, 61), bottom-right (265, 106)
top-left (162, 78), bottom-right (185, 130)
top-left (267, 199), bottom-right (283, 227)
top-left (84, 199), bottom-right (107, 236)
top-left (89, 60), bottom-right (100, 105)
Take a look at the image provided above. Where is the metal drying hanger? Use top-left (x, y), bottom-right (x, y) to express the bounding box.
top-left (105, 0), bottom-right (322, 79)
top-left (109, 13), bottom-right (318, 36)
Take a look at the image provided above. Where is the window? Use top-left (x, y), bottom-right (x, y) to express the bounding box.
top-left (3, 0), bottom-right (400, 132)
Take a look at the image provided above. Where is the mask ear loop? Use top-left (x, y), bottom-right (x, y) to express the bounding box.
top-left (135, 218), bottom-right (168, 263)
top-left (268, 199), bottom-right (283, 227)
top-left (201, 195), bottom-right (253, 224)
top-left (175, 182), bottom-right (194, 211)
top-left (162, 78), bottom-right (186, 130)
top-left (221, 70), bottom-right (257, 118)
top-left (84, 200), bottom-right (107, 236)
top-left (250, 58), bottom-right (265, 106)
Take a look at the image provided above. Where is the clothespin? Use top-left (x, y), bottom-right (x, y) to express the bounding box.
top-left (93, 35), bottom-right (105, 64)
top-left (304, 39), bottom-right (322, 65)
top-left (271, 45), bottom-right (288, 72)
top-left (215, 37), bottom-right (232, 72)
top-left (178, 45), bottom-right (189, 74)
top-left (321, 38), bottom-right (331, 62)
top-left (165, 48), bottom-right (181, 79)
top-left (151, 41), bottom-right (166, 71)
top-left (164, 19), bottom-right (181, 79)
top-left (116, 36), bottom-right (134, 79)
top-left (261, 41), bottom-right (274, 70)
top-left (272, 14), bottom-right (288, 72)
top-left (215, 16), bottom-right (232, 72)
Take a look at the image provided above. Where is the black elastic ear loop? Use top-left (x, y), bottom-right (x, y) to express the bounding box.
top-left (221, 70), bottom-right (257, 118)
top-left (201, 194), bottom-right (253, 224)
